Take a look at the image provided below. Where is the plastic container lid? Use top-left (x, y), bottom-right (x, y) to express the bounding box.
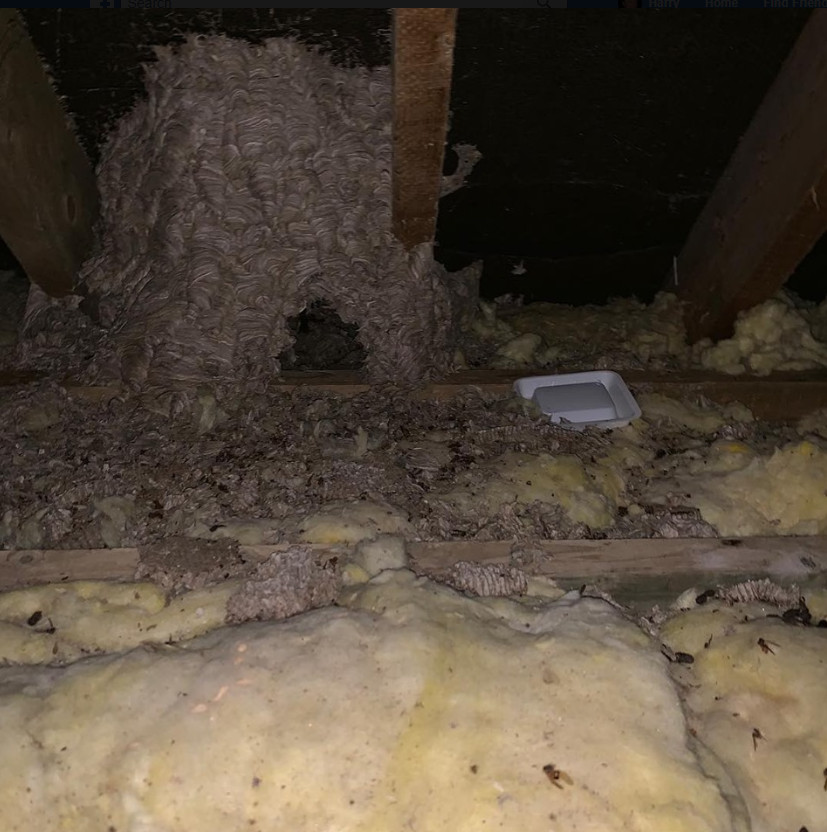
top-left (513, 371), bottom-right (642, 430)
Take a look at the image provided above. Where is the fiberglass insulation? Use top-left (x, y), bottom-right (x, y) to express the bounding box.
top-left (0, 572), bottom-right (736, 832)
top-left (30, 36), bottom-right (476, 408)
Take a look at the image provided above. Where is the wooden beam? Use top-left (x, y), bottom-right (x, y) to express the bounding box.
top-left (392, 8), bottom-right (457, 249)
top-left (263, 369), bottom-right (827, 422)
top-left (0, 10), bottom-right (98, 297)
top-left (409, 538), bottom-right (827, 605)
top-left (2, 539), bottom-right (825, 607)
top-left (624, 369), bottom-right (827, 423)
top-left (670, 10), bottom-right (827, 343)
top-left (3, 368), bottom-right (827, 423)
top-left (0, 369), bottom-right (39, 387)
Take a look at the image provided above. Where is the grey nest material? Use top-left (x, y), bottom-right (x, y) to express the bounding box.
top-left (225, 545), bottom-right (341, 623)
top-left (135, 536), bottom-right (249, 594)
top-left (716, 579), bottom-right (801, 608)
top-left (441, 561), bottom-right (529, 597)
top-left (32, 35), bottom-right (478, 410)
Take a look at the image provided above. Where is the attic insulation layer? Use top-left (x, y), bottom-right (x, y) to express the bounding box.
top-left (0, 571), bottom-right (735, 832)
top-left (3, 379), bottom-right (827, 548)
top-left (20, 35), bottom-right (478, 412)
top-left (662, 596), bottom-right (827, 832)
top-left (644, 438), bottom-right (827, 537)
top-left (464, 290), bottom-right (827, 376)
top-left (696, 294), bottom-right (827, 375)
top-left (2, 569), bottom-right (826, 830)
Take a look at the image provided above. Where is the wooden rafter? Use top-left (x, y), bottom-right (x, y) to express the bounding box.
top-left (670, 10), bottom-right (827, 343)
top-left (0, 10), bottom-right (98, 297)
top-left (391, 8), bottom-right (457, 249)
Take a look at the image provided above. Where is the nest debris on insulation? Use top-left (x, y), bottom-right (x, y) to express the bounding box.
top-left (225, 545), bottom-right (341, 623)
top-left (715, 578), bottom-right (801, 608)
top-left (439, 561), bottom-right (529, 597)
top-left (135, 536), bottom-right (250, 594)
top-left (17, 36), bottom-right (479, 413)
top-left (0, 377), bottom-right (812, 551)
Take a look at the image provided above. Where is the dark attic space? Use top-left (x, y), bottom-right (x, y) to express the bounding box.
top-left (1, 11), bottom-right (827, 830)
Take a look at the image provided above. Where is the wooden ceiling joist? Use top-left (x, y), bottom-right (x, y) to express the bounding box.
top-left (670, 9), bottom-right (827, 344)
top-left (2, 538), bottom-right (825, 604)
top-left (223, 368), bottom-right (827, 423)
top-left (391, 8), bottom-right (457, 250)
top-left (2, 368), bottom-right (826, 423)
top-left (0, 10), bottom-right (98, 297)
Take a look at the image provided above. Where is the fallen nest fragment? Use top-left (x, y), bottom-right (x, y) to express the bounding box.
top-left (135, 536), bottom-right (249, 594)
top-left (439, 560), bottom-right (529, 597)
top-left (225, 545), bottom-right (342, 623)
top-left (715, 577), bottom-right (801, 608)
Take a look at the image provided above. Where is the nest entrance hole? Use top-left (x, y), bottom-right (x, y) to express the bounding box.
top-left (281, 299), bottom-right (366, 371)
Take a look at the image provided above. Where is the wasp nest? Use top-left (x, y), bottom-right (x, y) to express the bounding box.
top-left (28, 36), bottom-right (478, 411)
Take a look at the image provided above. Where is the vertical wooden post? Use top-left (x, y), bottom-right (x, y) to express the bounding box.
top-left (392, 8), bottom-right (457, 250)
top-left (670, 10), bottom-right (827, 343)
top-left (0, 10), bottom-right (98, 297)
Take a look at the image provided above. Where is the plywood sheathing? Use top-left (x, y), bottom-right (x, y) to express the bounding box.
top-left (0, 10), bottom-right (98, 297)
top-left (19, 9), bottom-right (394, 166)
top-left (673, 10), bottom-right (827, 343)
top-left (392, 8), bottom-right (457, 249)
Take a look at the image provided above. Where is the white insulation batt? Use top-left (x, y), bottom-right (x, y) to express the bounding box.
top-left (0, 571), bottom-right (745, 832)
top-left (22, 36), bottom-right (477, 411)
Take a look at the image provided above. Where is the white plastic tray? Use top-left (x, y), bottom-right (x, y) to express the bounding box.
top-left (513, 371), bottom-right (641, 430)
